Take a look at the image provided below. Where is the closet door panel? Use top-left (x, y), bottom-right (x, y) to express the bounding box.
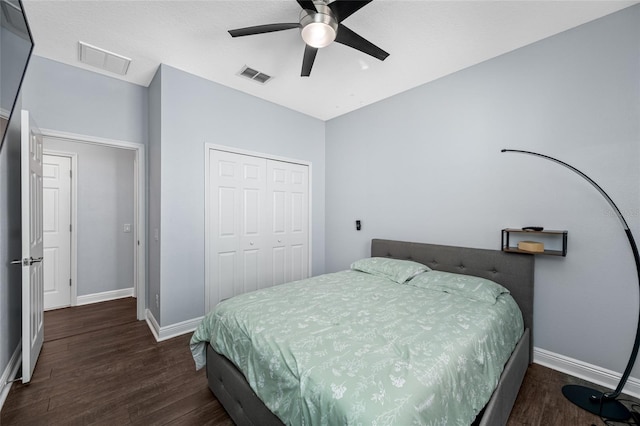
top-left (287, 163), bottom-right (309, 281)
top-left (243, 249), bottom-right (259, 293)
top-left (209, 150), bottom-right (266, 307)
top-left (271, 246), bottom-right (286, 287)
top-left (290, 243), bottom-right (305, 282)
top-left (217, 252), bottom-right (236, 302)
top-left (208, 149), bottom-right (309, 310)
top-left (266, 160), bottom-right (309, 285)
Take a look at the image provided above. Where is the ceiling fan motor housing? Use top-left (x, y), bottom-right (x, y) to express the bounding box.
top-left (299, 3), bottom-right (338, 48)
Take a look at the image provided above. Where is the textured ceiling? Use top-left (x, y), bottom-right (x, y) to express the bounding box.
top-left (22, 1), bottom-right (638, 121)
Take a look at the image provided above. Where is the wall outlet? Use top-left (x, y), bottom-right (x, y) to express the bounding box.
top-left (155, 294), bottom-right (159, 308)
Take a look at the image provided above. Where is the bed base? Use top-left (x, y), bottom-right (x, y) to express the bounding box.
top-left (207, 328), bottom-right (529, 426)
top-left (205, 239), bottom-right (534, 425)
top-left (207, 344), bottom-right (282, 426)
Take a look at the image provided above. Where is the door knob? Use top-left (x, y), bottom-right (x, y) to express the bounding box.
top-left (29, 257), bottom-right (43, 265)
top-left (249, 242), bottom-right (254, 246)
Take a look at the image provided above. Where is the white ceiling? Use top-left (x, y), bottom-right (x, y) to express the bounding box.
top-left (22, 0), bottom-right (638, 121)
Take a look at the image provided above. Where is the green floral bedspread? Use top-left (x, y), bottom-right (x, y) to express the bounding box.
top-left (190, 270), bottom-right (523, 425)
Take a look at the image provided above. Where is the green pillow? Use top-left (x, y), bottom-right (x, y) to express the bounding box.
top-left (350, 257), bottom-right (430, 284)
top-left (408, 270), bottom-right (509, 304)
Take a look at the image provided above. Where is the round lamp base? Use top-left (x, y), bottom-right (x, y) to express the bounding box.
top-left (562, 384), bottom-right (630, 421)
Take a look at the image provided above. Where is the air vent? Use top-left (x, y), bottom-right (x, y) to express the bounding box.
top-left (238, 66), bottom-right (272, 84)
top-left (78, 41), bottom-right (131, 75)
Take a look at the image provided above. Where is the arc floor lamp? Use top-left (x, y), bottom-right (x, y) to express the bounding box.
top-left (502, 149), bottom-right (640, 421)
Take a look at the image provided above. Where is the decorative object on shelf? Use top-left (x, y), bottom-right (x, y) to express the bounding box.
top-left (517, 241), bottom-right (544, 253)
top-left (502, 149), bottom-right (640, 422)
top-left (502, 228), bottom-right (567, 256)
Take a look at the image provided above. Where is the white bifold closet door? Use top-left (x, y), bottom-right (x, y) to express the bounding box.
top-left (266, 159), bottom-right (309, 286)
top-left (208, 149), bottom-right (309, 310)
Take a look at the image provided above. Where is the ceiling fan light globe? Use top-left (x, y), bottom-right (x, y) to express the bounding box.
top-left (299, 6), bottom-right (338, 49)
top-left (301, 22), bottom-right (336, 48)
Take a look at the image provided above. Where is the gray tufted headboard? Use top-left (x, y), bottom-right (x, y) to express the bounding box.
top-left (371, 239), bottom-right (535, 343)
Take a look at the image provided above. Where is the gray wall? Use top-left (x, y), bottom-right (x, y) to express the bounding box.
top-left (152, 64), bottom-right (325, 326)
top-left (0, 96), bottom-right (23, 388)
top-left (43, 139), bottom-right (135, 296)
top-left (147, 68), bottom-right (162, 321)
top-left (21, 56), bottom-right (148, 144)
top-left (326, 5), bottom-right (640, 379)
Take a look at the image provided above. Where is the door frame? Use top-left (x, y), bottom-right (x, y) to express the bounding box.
top-left (40, 129), bottom-right (147, 320)
top-left (204, 143), bottom-right (313, 313)
top-left (42, 150), bottom-right (78, 308)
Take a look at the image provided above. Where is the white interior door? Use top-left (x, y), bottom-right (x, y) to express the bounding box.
top-left (43, 154), bottom-right (71, 310)
top-left (266, 160), bottom-right (309, 286)
top-left (209, 150), bottom-right (267, 310)
top-left (206, 148), bottom-right (310, 312)
top-left (20, 110), bottom-right (44, 384)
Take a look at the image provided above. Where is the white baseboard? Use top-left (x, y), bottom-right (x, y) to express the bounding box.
top-left (145, 309), bottom-right (161, 341)
top-left (76, 288), bottom-right (134, 306)
top-left (534, 346), bottom-right (640, 399)
top-left (0, 343), bottom-right (22, 411)
top-left (145, 309), bottom-right (203, 342)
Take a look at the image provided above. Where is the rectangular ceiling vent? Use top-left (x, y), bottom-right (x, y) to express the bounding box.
top-left (238, 66), bottom-right (272, 84)
top-left (78, 41), bottom-right (131, 76)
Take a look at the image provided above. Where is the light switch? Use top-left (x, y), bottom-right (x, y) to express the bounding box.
top-left (123, 224), bottom-right (131, 233)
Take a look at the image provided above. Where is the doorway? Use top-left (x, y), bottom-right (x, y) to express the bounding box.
top-left (42, 153), bottom-right (74, 310)
top-left (41, 130), bottom-right (146, 320)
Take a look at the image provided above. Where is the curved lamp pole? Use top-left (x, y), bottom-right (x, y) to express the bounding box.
top-left (502, 149), bottom-right (640, 421)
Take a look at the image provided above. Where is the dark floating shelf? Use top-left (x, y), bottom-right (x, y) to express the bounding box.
top-left (501, 228), bottom-right (568, 257)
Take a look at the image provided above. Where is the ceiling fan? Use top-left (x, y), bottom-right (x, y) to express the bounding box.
top-left (228, 0), bottom-right (389, 77)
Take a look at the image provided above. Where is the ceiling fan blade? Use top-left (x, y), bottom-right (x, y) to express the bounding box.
top-left (301, 44), bottom-right (318, 77)
top-left (328, 0), bottom-right (372, 22)
top-left (297, 0), bottom-right (317, 12)
top-left (228, 23), bottom-right (299, 38)
top-left (335, 24), bottom-right (389, 61)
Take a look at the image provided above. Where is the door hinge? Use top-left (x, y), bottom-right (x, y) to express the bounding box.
top-left (69, 224), bottom-right (72, 232)
top-left (70, 170), bottom-right (72, 178)
top-left (69, 278), bottom-right (72, 287)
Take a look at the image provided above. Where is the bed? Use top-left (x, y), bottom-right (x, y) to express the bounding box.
top-left (191, 239), bottom-right (534, 425)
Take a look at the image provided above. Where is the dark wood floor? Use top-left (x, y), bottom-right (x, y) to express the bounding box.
top-left (1, 297), bottom-right (637, 425)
